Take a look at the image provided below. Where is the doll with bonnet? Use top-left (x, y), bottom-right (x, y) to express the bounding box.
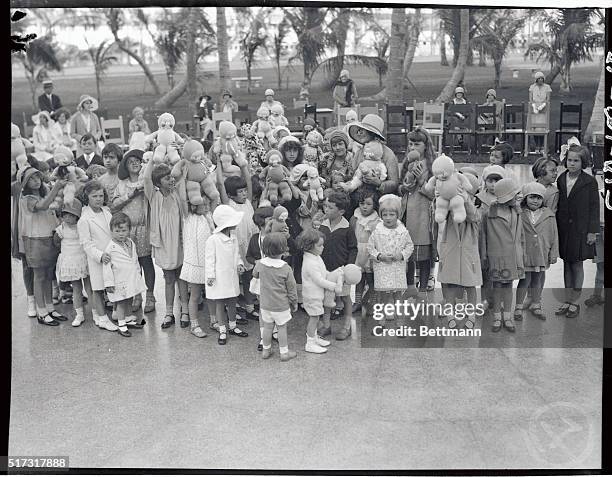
top-left (49, 146), bottom-right (88, 210)
top-left (145, 112), bottom-right (184, 165)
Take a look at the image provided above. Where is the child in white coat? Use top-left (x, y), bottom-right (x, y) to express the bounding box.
top-left (205, 205), bottom-right (249, 345)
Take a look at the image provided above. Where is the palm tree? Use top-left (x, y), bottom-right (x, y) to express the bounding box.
top-left (585, 59), bottom-right (604, 141)
top-left (271, 13), bottom-right (290, 91)
top-left (18, 36), bottom-right (62, 111)
top-left (402, 9), bottom-right (421, 82)
top-left (84, 39), bottom-right (118, 104)
top-left (216, 7), bottom-right (231, 97)
top-left (435, 8), bottom-right (469, 104)
top-left (439, 22), bottom-right (449, 66)
top-left (386, 8), bottom-right (406, 105)
top-left (370, 22), bottom-right (390, 88)
top-left (525, 8), bottom-right (603, 93)
top-left (235, 8), bottom-right (268, 94)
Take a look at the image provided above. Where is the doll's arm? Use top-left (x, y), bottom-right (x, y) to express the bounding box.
top-left (239, 161), bottom-right (253, 201)
top-left (171, 159), bottom-right (186, 179)
top-left (216, 165), bottom-right (229, 204)
top-left (367, 231), bottom-right (381, 260)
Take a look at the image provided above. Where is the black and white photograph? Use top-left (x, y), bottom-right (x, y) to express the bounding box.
top-left (9, 0), bottom-right (610, 471)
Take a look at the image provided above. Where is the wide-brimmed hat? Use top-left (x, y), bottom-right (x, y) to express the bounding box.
top-left (42, 79), bottom-right (53, 87)
top-left (273, 125), bottom-right (290, 138)
top-left (212, 204), bottom-right (244, 234)
top-left (221, 89), bottom-right (232, 98)
top-left (31, 110), bottom-right (52, 126)
top-left (348, 114), bottom-right (386, 144)
top-left (77, 94), bottom-right (99, 111)
top-left (482, 165), bottom-right (506, 181)
top-left (290, 163), bottom-right (314, 183)
top-left (522, 181), bottom-right (546, 199)
top-left (20, 166), bottom-right (42, 186)
top-left (62, 198), bottom-right (83, 218)
top-left (264, 89), bottom-right (275, 97)
top-left (494, 177), bottom-right (520, 204)
top-left (459, 166), bottom-right (479, 178)
top-left (53, 145), bottom-right (74, 165)
top-left (118, 149), bottom-right (144, 180)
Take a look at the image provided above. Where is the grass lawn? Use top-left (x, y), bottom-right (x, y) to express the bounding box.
top-left (11, 59), bottom-right (601, 162)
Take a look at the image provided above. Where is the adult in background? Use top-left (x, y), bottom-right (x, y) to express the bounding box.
top-left (70, 94), bottom-right (102, 155)
top-left (528, 71), bottom-right (552, 154)
top-left (259, 89), bottom-right (283, 115)
top-left (31, 111), bottom-right (60, 161)
top-left (480, 88), bottom-right (504, 145)
top-left (216, 89), bottom-right (239, 113)
top-left (197, 93), bottom-right (214, 144)
top-left (128, 107), bottom-right (151, 138)
top-left (37, 79), bottom-right (62, 119)
top-left (332, 69), bottom-right (358, 111)
top-left (53, 107), bottom-right (78, 154)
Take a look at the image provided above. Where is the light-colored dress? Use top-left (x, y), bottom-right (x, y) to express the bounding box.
top-left (98, 173), bottom-right (120, 200)
top-left (32, 124), bottom-right (60, 161)
top-left (180, 213), bottom-right (212, 284)
top-left (102, 238), bottom-right (147, 302)
top-left (301, 252), bottom-right (338, 316)
top-left (112, 180), bottom-right (151, 257)
top-left (149, 190), bottom-right (183, 270)
top-left (55, 223), bottom-right (89, 282)
top-left (229, 199), bottom-right (258, 271)
top-left (204, 231), bottom-right (242, 300)
top-left (352, 209), bottom-right (381, 272)
top-left (367, 221), bottom-right (414, 291)
top-left (78, 205), bottom-right (112, 290)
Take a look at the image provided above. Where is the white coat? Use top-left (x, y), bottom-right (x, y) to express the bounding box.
top-left (77, 205), bottom-right (112, 291)
top-left (204, 231), bottom-right (243, 299)
top-left (102, 239), bottom-right (147, 302)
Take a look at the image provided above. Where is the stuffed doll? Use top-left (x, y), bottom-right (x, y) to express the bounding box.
top-left (342, 141), bottom-right (387, 192)
top-left (424, 154), bottom-right (473, 224)
top-left (49, 146), bottom-right (88, 210)
top-left (259, 149), bottom-right (292, 205)
top-left (323, 264), bottom-right (362, 308)
top-left (303, 167), bottom-right (326, 202)
top-left (270, 205), bottom-right (290, 236)
top-left (239, 124), bottom-right (266, 176)
top-left (171, 139), bottom-right (220, 208)
top-left (11, 123), bottom-right (33, 163)
top-left (145, 112), bottom-right (183, 165)
top-left (212, 121), bottom-right (248, 180)
top-left (251, 107), bottom-right (275, 141)
top-left (269, 104), bottom-right (289, 128)
top-left (303, 130), bottom-right (324, 169)
top-left (399, 150), bottom-right (428, 195)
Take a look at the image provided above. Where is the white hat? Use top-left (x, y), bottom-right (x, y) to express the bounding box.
top-left (77, 94), bottom-right (99, 112)
top-left (348, 114), bottom-right (386, 144)
top-left (212, 205), bottom-right (244, 234)
top-left (32, 110), bottom-right (52, 125)
top-left (42, 79), bottom-right (53, 86)
top-left (264, 89), bottom-right (275, 97)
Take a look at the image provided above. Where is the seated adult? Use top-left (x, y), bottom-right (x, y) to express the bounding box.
top-left (128, 107), bottom-right (151, 138)
top-left (196, 93), bottom-right (214, 142)
top-left (259, 89), bottom-right (283, 115)
top-left (37, 79), bottom-right (62, 119)
top-left (215, 89), bottom-right (239, 113)
top-left (70, 94), bottom-right (102, 154)
top-left (53, 107), bottom-right (78, 154)
top-left (31, 110), bottom-right (61, 161)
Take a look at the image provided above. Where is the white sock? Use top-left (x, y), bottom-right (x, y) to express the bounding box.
top-left (263, 344), bottom-right (271, 350)
top-left (259, 327), bottom-right (264, 338)
top-left (46, 304), bottom-right (55, 314)
top-left (219, 325), bottom-right (227, 334)
top-left (75, 307), bottom-right (84, 318)
top-left (27, 295), bottom-right (35, 305)
top-left (37, 306), bottom-right (47, 317)
top-left (229, 320), bottom-right (237, 329)
top-left (279, 346), bottom-right (289, 354)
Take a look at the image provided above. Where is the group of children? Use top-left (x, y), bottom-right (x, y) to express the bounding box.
top-left (11, 99), bottom-right (604, 361)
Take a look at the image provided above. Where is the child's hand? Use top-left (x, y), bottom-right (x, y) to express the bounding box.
top-left (105, 286), bottom-right (115, 294)
top-left (550, 258), bottom-right (557, 265)
top-left (101, 252), bottom-right (111, 264)
top-left (207, 278), bottom-right (215, 287)
top-left (291, 302), bottom-right (298, 312)
top-left (237, 264), bottom-right (246, 274)
top-left (393, 252), bottom-right (404, 262)
top-left (586, 233), bottom-right (597, 245)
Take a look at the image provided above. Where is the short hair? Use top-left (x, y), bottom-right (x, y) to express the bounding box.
top-left (110, 212), bottom-right (131, 230)
top-left (565, 144), bottom-right (591, 169)
top-left (253, 206), bottom-right (274, 228)
top-left (262, 232), bottom-right (288, 257)
top-left (101, 143), bottom-right (123, 162)
top-left (54, 107), bottom-right (71, 121)
top-left (356, 187), bottom-right (380, 210)
top-left (151, 164), bottom-right (172, 188)
top-left (531, 157), bottom-right (559, 179)
top-left (80, 179), bottom-right (108, 206)
top-left (224, 175), bottom-right (248, 198)
top-left (325, 190), bottom-right (350, 213)
top-left (132, 106), bottom-right (144, 116)
top-left (80, 133), bottom-right (96, 145)
top-left (491, 142), bottom-right (514, 164)
top-left (297, 228), bottom-right (325, 252)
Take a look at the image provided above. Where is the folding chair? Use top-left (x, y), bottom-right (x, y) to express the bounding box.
top-left (525, 103), bottom-right (550, 158)
top-left (423, 103), bottom-right (445, 154)
top-left (100, 115), bottom-right (127, 150)
top-left (474, 104), bottom-right (499, 154)
top-left (502, 103), bottom-right (526, 155)
top-left (385, 103), bottom-right (410, 156)
top-left (444, 104), bottom-right (474, 155)
top-left (555, 102), bottom-right (583, 153)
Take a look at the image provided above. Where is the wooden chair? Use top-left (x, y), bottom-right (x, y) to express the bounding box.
top-left (293, 99), bottom-right (308, 109)
top-left (237, 104), bottom-right (249, 112)
top-left (100, 115), bottom-right (126, 149)
top-left (502, 103), bottom-right (526, 155)
top-left (358, 104), bottom-right (379, 119)
top-left (525, 103), bottom-right (550, 157)
top-left (285, 107), bottom-right (304, 137)
top-left (444, 104), bottom-right (475, 154)
top-left (555, 102), bottom-right (583, 153)
top-left (337, 106), bottom-right (359, 127)
top-left (413, 100), bottom-right (424, 127)
top-left (212, 111), bottom-right (232, 137)
top-left (474, 104), bottom-right (499, 154)
top-left (423, 103), bottom-right (445, 154)
top-left (385, 103), bottom-right (410, 156)
top-left (304, 103), bottom-right (318, 124)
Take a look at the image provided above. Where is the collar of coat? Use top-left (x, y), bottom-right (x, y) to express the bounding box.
top-left (521, 206), bottom-right (555, 225)
top-left (259, 257), bottom-right (286, 268)
top-left (321, 216), bottom-right (349, 232)
top-left (559, 170), bottom-right (591, 195)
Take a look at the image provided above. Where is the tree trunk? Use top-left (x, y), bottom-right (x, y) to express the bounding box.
top-left (440, 25), bottom-right (449, 66)
top-left (23, 61), bottom-right (37, 111)
top-left (216, 7), bottom-right (231, 97)
top-left (585, 60), bottom-right (604, 141)
top-left (276, 54), bottom-right (282, 91)
top-left (545, 64), bottom-right (561, 85)
top-left (402, 9), bottom-right (420, 81)
top-left (478, 44), bottom-right (486, 66)
top-left (325, 26), bottom-right (347, 90)
top-left (185, 9), bottom-right (198, 118)
top-left (435, 9), bottom-right (469, 104)
top-left (154, 76), bottom-right (187, 109)
top-left (95, 70), bottom-right (101, 104)
top-left (386, 8), bottom-right (407, 106)
top-left (494, 58), bottom-right (502, 89)
top-left (246, 60), bottom-right (252, 94)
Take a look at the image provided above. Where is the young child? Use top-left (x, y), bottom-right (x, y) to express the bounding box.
top-left (77, 180), bottom-right (119, 331)
top-left (143, 158), bottom-right (189, 329)
top-left (350, 188), bottom-right (381, 313)
top-left (19, 166), bottom-right (64, 326)
top-left (53, 198), bottom-right (93, 327)
top-left (225, 176), bottom-right (259, 321)
top-left (205, 205), bottom-right (249, 345)
top-left (319, 191), bottom-right (358, 340)
top-left (99, 143), bottom-right (122, 199)
top-left (299, 228), bottom-right (343, 354)
top-left (252, 233), bottom-right (298, 362)
top-left (483, 177), bottom-right (524, 332)
top-left (75, 133), bottom-right (103, 170)
top-left (367, 194), bottom-right (414, 325)
top-left (514, 182), bottom-right (558, 321)
top-left (584, 171), bottom-right (605, 308)
top-left (488, 142), bottom-right (518, 185)
top-left (322, 130), bottom-right (354, 185)
top-left (555, 143), bottom-right (599, 319)
top-left (102, 212), bottom-right (147, 337)
top-left (532, 157), bottom-right (559, 213)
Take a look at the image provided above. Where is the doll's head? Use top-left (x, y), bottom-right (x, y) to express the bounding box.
top-left (257, 107), bottom-right (270, 120)
top-left (306, 130), bottom-right (323, 148)
top-left (258, 120), bottom-right (272, 137)
top-left (431, 154), bottom-right (455, 181)
top-left (264, 149), bottom-right (283, 168)
top-left (345, 110), bottom-right (358, 124)
top-left (271, 205), bottom-right (289, 235)
top-left (182, 140), bottom-right (206, 163)
top-left (406, 150), bottom-right (421, 164)
top-left (362, 141), bottom-right (384, 162)
top-left (219, 121), bottom-right (237, 141)
top-left (11, 123), bottom-right (21, 140)
top-left (306, 168), bottom-right (319, 181)
top-left (303, 118), bottom-right (316, 135)
top-left (342, 264), bottom-right (362, 285)
top-left (270, 104), bottom-right (284, 117)
top-left (157, 112), bottom-right (175, 129)
top-left (53, 146), bottom-right (74, 167)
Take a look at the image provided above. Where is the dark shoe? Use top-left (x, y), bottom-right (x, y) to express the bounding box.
top-left (49, 311), bottom-right (67, 321)
top-left (180, 313), bottom-right (190, 328)
top-left (566, 304), bottom-right (580, 319)
top-left (330, 308), bottom-right (342, 320)
top-left (218, 331), bottom-right (227, 345)
top-left (161, 315), bottom-right (175, 329)
top-left (61, 295), bottom-right (73, 305)
top-left (118, 328), bottom-right (132, 337)
top-left (335, 327), bottom-right (352, 341)
top-left (352, 303), bottom-right (362, 314)
top-left (235, 317), bottom-right (248, 325)
top-left (503, 319), bottom-right (516, 332)
top-left (584, 294), bottom-right (605, 307)
top-left (491, 318), bottom-right (502, 332)
top-left (229, 327), bottom-right (248, 337)
top-left (82, 295), bottom-right (88, 304)
top-left (257, 342), bottom-right (263, 351)
top-left (318, 325), bottom-right (332, 337)
top-left (37, 314), bottom-right (59, 326)
top-left (555, 303), bottom-right (570, 316)
top-left (245, 310), bottom-right (260, 321)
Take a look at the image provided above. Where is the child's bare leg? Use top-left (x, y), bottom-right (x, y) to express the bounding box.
top-left (176, 270), bottom-right (189, 317)
top-left (116, 299), bottom-right (131, 335)
top-left (341, 295), bottom-right (352, 330)
top-left (261, 321), bottom-right (275, 358)
top-left (306, 315), bottom-right (319, 338)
